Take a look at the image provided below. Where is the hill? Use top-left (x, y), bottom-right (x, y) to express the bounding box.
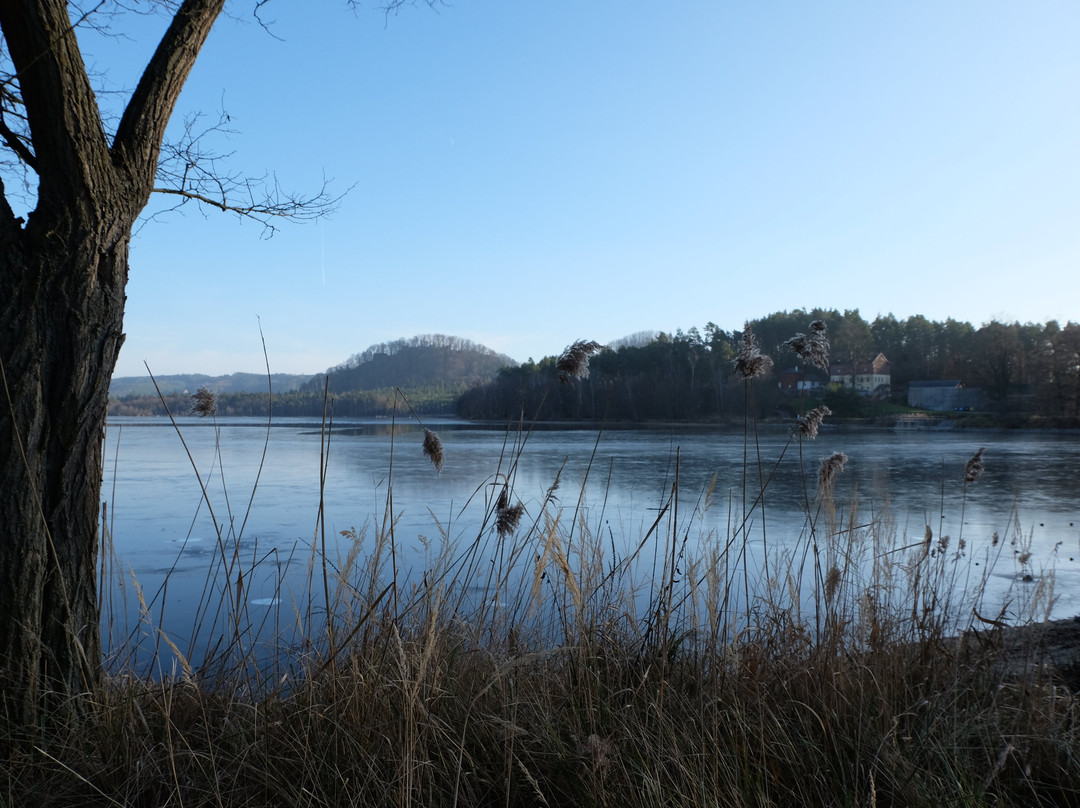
top-left (304, 334), bottom-right (516, 394)
top-left (106, 335), bottom-right (515, 418)
top-left (109, 372), bottom-right (314, 398)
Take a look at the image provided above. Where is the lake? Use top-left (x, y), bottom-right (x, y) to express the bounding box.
top-left (101, 416), bottom-right (1080, 672)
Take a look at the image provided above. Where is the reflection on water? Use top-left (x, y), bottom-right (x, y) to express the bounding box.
top-left (102, 417), bottom-right (1080, 673)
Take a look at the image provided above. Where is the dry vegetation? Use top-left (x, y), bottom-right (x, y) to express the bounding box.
top-left (3, 339), bottom-right (1079, 808)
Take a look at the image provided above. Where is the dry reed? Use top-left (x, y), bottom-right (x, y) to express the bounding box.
top-left (5, 341), bottom-right (1078, 808)
top-left (965, 446), bottom-right (986, 483)
top-left (556, 339), bottom-right (603, 383)
top-left (794, 404), bottom-right (832, 439)
top-left (422, 427), bottom-right (445, 473)
top-left (733, 325), bottom-right (773, 379)
top-left (784, 319), bottom-right (831, 371)
top-left (190, 386), bottom-right (217, 418)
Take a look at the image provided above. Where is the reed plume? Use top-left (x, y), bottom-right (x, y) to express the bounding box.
top-left (964, 447), bottom-right (985, 483)
top-left (557, 339), bottom-right (603, 383)
top-left (824, 565), bottom-right (842, 603)
top-left (495, 484), bottom-right (524, 536)
top-left (190, 386), bottom-right (217, 417)
top-left (577, 733), bottom-right (614, 772)
top-left (423, 428), bottom-right (445, 473)
top-left (818, 451), bottom-right (848, 494)
top-left (733, 325), bottom-right (773, 379)
top-left (496, 501), bottom-right (525, 538)
top-left (794, 405), bottom-right (832, 439)
top-left (784, 319), bottom-right (830, 371)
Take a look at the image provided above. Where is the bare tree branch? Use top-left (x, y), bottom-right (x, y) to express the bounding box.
top-left (364, 0), bottom-right (445, 13)
top-left (0, 120), bottom-right (31, 168)
top-left (251, 0), bottom-right (285, 39)
top-left (2, 0), bottom-right (406, 230)
top-left (149, 175), bottom-right (346, 236)
top-left (112, 0), bottom-right (227, 189)
top-left (0, 0), bottom-right (112, 207)
top-left (344, 0), bottom-right (446, 24)
top-left (62, 1), bottom-right (112, 34)
top-left (147, 108), bottom-right (348, 235)
top-left (0, 81), bottom-right (33, 169)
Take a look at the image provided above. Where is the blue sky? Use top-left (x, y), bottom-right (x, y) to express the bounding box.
top-left (75, 2), bottom-right (1080, 377)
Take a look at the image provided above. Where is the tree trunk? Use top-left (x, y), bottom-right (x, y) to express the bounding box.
top-left (0, 208), bottom-right (128, 726)
top-left (0, 0), bottom-right (225, 728)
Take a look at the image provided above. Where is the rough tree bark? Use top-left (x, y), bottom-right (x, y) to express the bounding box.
top-left (0, 0), bottom-right (227, 726)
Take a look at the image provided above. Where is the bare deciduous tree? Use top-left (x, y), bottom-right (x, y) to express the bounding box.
top-left (0, 0), bottom-right (425, 726)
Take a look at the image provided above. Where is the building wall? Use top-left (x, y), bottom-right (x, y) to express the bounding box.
top-left (907, 385), bottom-right (986, 411)
top-left (832, 372), bottom-right (891, 394)
top-left (908, 386), bottom-right (960, 410)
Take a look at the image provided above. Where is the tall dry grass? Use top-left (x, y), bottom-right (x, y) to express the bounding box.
top-left (3, 335), bottom-right (1079, 807)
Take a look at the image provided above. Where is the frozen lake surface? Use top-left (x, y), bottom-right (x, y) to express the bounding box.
top-left (100, 416), bottom-right (1080, 671)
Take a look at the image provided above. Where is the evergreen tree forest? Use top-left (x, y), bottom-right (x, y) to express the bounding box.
top-left (458, 310), bottom-right (1080, 423)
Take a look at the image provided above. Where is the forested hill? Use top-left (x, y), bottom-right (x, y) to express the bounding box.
top-left (304, 334), bottom-right (517, 394)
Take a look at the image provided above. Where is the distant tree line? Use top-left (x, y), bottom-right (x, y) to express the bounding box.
top-left (108, 315), bottom-right (1080, 423)
top-left (108, 384), bottom-right (462, 418)
top-left (108, 372), bottom-right (314, 398)
top-left (458, 310), bottom-right (1080, 423)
